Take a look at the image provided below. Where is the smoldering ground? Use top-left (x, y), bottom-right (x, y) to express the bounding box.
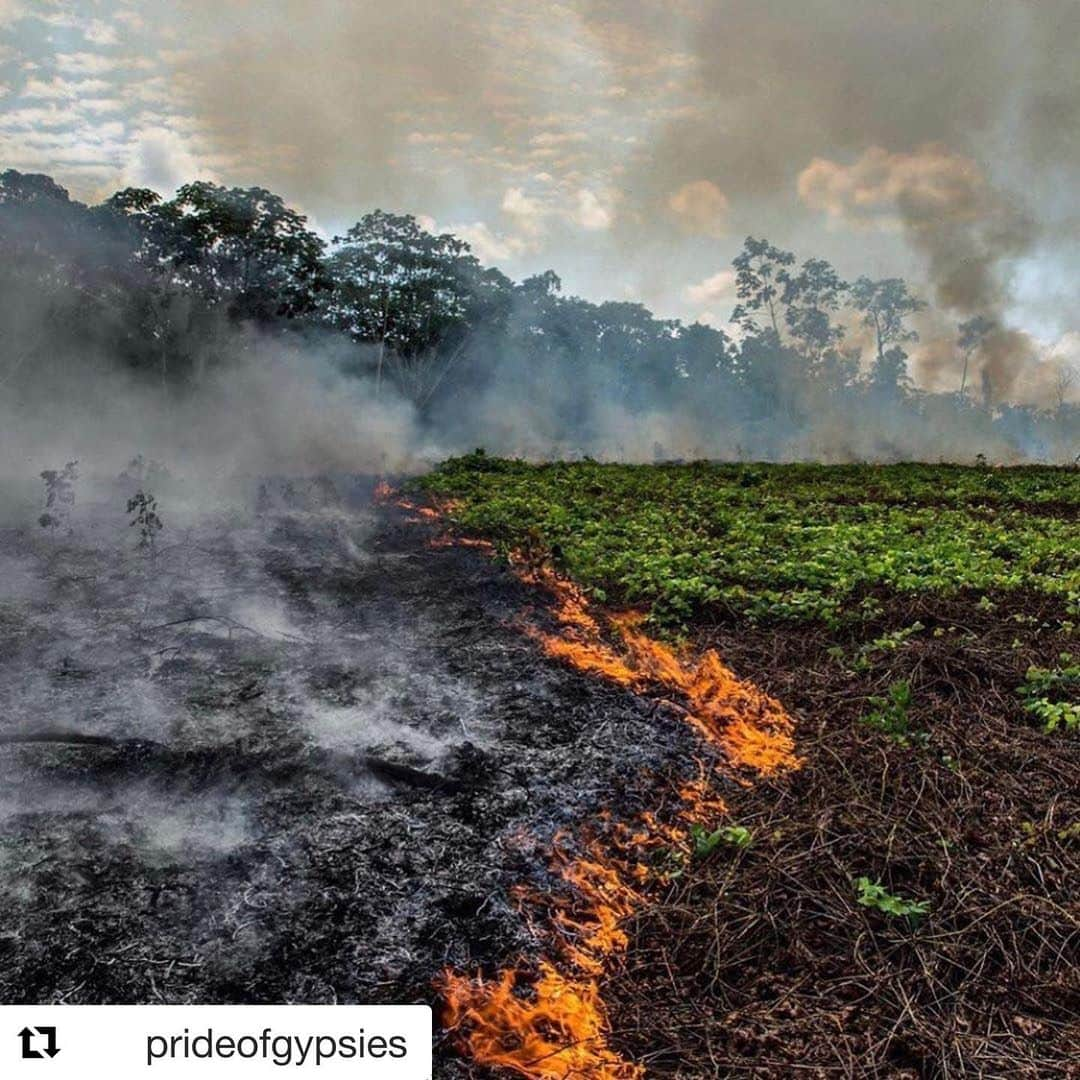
top-left (0, 467), bottom-right (707, 1010)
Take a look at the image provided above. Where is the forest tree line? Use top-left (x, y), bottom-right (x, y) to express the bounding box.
top-left (0, 168), bottom-right (1074, 461)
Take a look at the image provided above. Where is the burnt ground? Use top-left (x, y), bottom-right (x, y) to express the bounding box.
top-left (3, 481), bottom-right (1078, 1079)
top-left (606, 592), bottom-right (1080, 1077)
top-left (0, 479), bottom-right (701, 1064)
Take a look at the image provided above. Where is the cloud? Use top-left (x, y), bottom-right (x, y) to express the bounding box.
top-left (405, 131), bottom-right (474, 146)
top-left (528, 131), bottom-right (588, 146)
top-left (444, 221), bottom-right (521, 264)
top-left (121, 126), bottom-right (214, 193)
top-left (84, 20), bottom-right (120, 47)
top-left (55, 52), bottom-right (120, 76)
top-left (22, 77), bottom-right (111, 99)
top-left (668, 179), bottom-right (728, 237)
top-left (574, 187), bottom-right (614, 230)
top-left (685, 268), bottom-right (736, 305)
top-left (501, 185), bottom-right (547, 237)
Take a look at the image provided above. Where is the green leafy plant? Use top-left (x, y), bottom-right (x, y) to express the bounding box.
top-left (852, 622), bottom-right (925, 671)
top-left (690, 822), bottom-right (752, 859)
top-left (855, 877), bottom-right (930, 924)
top-left (418, 459), bottom-right (1080, 631)
top-left (1018, 655), bottom-right (1080, 733)
top-left (861, 680), bottom-right (928, 747)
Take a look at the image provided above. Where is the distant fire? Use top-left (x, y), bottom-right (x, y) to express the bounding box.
top-left (396, 493), bottom-right (800, 1077)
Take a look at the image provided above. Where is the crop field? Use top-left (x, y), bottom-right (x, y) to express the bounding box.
top-left (420, 455), bottom-right (1080, 628)
top-left (420, 456), bottom-right (1080, 1075)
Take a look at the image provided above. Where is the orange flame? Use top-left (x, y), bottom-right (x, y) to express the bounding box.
top-left (402, 508), bottom-right (799, 1077)
top-left (440, 962), bottom-right (644, 1080)
top-left (520, 565), bottom-right (798, 776)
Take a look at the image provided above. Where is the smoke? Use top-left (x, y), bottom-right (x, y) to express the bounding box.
top-left (798, 144), bottom-right (1042, 401)
top-left (0, 313), bottom-right (420, 523)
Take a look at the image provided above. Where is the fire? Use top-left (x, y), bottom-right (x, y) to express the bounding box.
top-left (520, 562), bottom-right (799, 776)
top-left (393, 495), bottom-right (800, 1077)
top-left (440, 963), bottom-right (644, 1080)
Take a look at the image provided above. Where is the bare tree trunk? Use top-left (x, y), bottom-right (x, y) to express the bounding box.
top-left (959, 346), bottom-right (972, 398)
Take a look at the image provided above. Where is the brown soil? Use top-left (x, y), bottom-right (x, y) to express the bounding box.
top-left (601, 592), bottom-right (1080, 1077)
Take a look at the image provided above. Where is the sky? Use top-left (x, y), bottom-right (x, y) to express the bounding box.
top-left (1, 0), bottom-right (1077, 397)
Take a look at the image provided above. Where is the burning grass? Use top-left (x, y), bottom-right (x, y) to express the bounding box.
top-left (407, 467), bottom-right (1079, 1076)
top-left (427, 515), bottom-right (802, 1078)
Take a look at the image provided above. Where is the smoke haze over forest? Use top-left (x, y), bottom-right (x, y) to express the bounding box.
top-left (0, 2), bottom-right (1077, 479)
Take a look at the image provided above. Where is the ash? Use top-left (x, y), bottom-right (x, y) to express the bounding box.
top-left (0, 477), bottom-right (697, 1010)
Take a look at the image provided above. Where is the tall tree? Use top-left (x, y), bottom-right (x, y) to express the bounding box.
top-left (731, 237), bottom-right (796, 341)
top-left (957, 314), bottom-right (996, 399)
top-left (850, 277), bottom-right (926, 395)
top-left (162, 182), bottom-right (327, 322)
top-left (323, 211), bottom-right (508, 404)
top-left (782, 257), bottom-right (848, 367)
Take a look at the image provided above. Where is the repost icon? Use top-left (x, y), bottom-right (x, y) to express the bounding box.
top-left (19, 1026), bottom-right (60, 1060)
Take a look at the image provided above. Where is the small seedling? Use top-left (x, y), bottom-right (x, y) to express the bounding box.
top-left (128, 490), bottom-right (163, 551)
top-left (690, 822), bottom-right (752, 859)
top-left (855, 877), bottom-right (930, 925)
top-left (852, 622), bottom-right (924, 672)
top-left (39, 460), bottom-right (78, 532)
top-left (861, 680), bottom-right (928, 747)
top-left (120, 454), bottom-right (170, 491)
top-left (1018, 655), bottom-right (1080, 734)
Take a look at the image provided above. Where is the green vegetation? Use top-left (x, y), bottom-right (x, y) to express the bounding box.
top-left (420, 455), bottom-right (1080, 628)
top-left (1019, 654), bottom-right (1080, 733)
top-left (854, 877), bottom-right (931, 924)
top-left (860, 680), bottom-right (929, 748)
top-left (691, 822), bottom-right (753, 858)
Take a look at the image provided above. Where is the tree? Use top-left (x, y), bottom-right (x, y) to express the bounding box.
top-left (782, 257), bottom-right (848, 367)
top-left (161, 182), bottom-right (327, 322)
top-left (731, 237), bottom-right (796, 341)
top-left (850, 277), bottom-right (926, 396)
top-left (957, 315), bottom-right (997, 399)
top-left (1052, 363), bottom-right (1077, 413)
top-left (674, 322), bottom-right (736, 387)
top-left (323, 211), bottom-right (508, 405)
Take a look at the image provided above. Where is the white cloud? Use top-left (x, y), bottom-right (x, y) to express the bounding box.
top-left (55, 52), bottom-right (120, 76)
top-left (501, 185), bottom-right (547, 237)
top-left (22, 77), bottom-right (110, 99)
top-left (446, 221), bottom-right (518, 264)
top-left (574, 187), bottom-right (614, 230)
top-left (685, 268), bottom-right (737, 305)
top-left (80, 97), bottom-right (124, 113)
top-left (0, 105), bottom-right (76, 129)
top-left (84, 21), bottom-right (119, 47)
top-left (122, 126), bottom-right (213, 192)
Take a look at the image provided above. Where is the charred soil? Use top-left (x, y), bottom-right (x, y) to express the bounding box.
top-left (0, 485), bottom-right (702, 1036)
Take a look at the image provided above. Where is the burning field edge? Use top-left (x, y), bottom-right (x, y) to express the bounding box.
top-left (397, 481), bottom-right (1080, 1079)
top-left (388, 486), bottom-right (804, 1078)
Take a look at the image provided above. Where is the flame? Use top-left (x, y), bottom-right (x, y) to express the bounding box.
top-left (440, 963), bottom-right (644, 1080)
top-left (519, 564), bottom-right (798, 776)
top-left (395, 500), bottom-right (799, 1077)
